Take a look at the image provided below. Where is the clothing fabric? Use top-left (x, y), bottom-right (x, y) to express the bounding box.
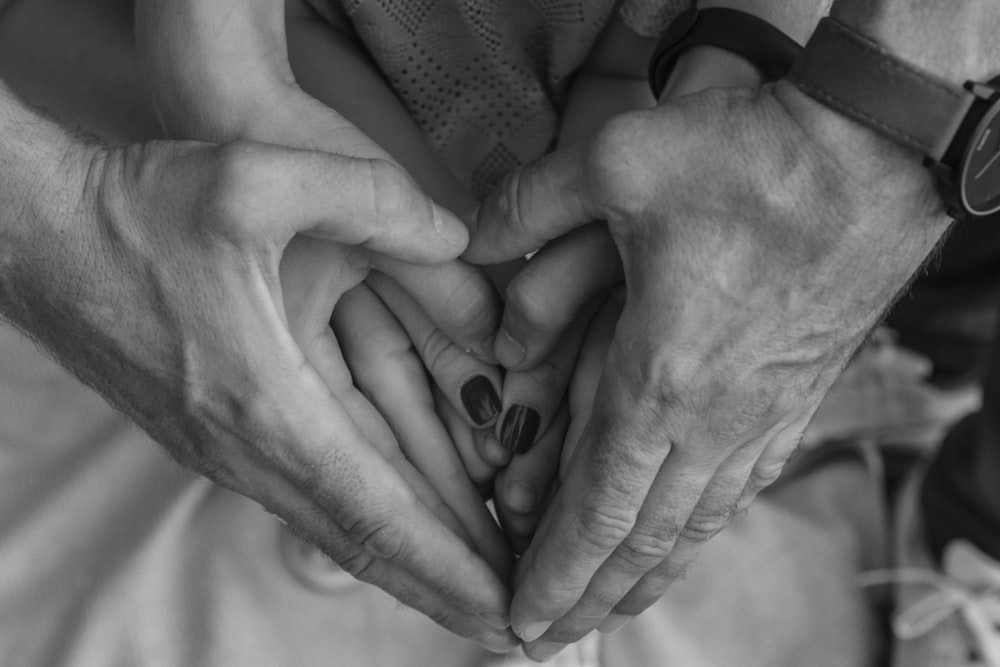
top-left (305, 0), bottom-right (690, 197)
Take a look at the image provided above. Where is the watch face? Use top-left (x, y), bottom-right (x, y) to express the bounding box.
top-left (961, 100), bottom-right (1000, 216)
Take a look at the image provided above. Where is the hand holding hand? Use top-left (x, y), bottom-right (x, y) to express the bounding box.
top-left (467, 83), bottom-right (948, 658)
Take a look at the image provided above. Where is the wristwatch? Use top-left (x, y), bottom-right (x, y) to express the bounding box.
top-left (648, 7), bottom-right (802, 98)
top-left (789, 17), bottom-right (1000, 221)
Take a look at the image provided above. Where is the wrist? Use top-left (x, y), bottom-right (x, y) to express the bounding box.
top-left (767, 79), bottom-right (949, 283)
top-left (0, 96), bottom-right (101, 329)
top-left (830, 0), bottom-right (1000, 85)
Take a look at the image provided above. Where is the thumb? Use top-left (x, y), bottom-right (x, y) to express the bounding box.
top-left (231, 143), bottom-right (469, 263)
top-left (463, 141), bottom-right (600, 264)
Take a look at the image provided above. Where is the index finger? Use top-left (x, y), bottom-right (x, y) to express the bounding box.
top-left (463, 141), bottom-right (601, 264)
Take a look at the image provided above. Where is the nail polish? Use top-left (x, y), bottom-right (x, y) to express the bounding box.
top-left (460, 375), bottom-right (501, 425)
top-left (500, 405), bottom-right (541, 454)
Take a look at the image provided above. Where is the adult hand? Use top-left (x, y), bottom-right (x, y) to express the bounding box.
top-left (134, 0), bottom-right (513, 577)
top-left (0, 81), bottom-right (514, 649)
top-left (466, 82), bottom-right (950, 658)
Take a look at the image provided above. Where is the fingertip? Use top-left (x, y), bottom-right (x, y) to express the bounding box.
top-left (505, 481), bottom-right (538, 514)
top-left (432, 201), bottom-right (470, 257)
top-left (495, 327), bottom-right (528, 369)
top-left (515, 620), bottom-right (553, 644)
top-left (482, 432), bottom-right (512, 467)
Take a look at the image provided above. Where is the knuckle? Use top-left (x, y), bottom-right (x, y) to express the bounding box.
top-left (205, 141), bottom-right (271, 233)
top-left (436, 277), bottom-right (497, 338)
top-left (588, 112), bottom-right (655, 216)
top-left (679, 509), bottom-right (732, 544)
top-left (348, 514), bottom-right (408, 562)
top-left (419, 327), bottom-right (457, 373)
top-left (616, 530), bottom-right (673, 573)
top-left (575, 503), bottom-right (636, 554)
top-left (365, 158), bottom-right (420, 226)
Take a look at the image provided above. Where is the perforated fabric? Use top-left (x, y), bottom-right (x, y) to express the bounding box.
top-left (305, 0), bottom-right (691, 197)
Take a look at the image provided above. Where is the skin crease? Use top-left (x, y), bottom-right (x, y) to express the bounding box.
top-left (5, 0), bottom-right (1000, 661)
top-left (463, 0), bottom-right (1000, 660)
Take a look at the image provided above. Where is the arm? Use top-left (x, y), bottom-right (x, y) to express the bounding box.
top-left (135, 0), bottom-right (519, 586)
top-left (468, 0), bottom-right (995, 658)
top-left (0, 77), bottom-right (517, 648)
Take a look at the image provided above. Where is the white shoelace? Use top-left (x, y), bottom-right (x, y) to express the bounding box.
top-left (860, 568), bottom-right (1000, 665)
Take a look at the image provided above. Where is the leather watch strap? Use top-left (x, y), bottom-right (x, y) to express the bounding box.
top-left (788, 17), bottom-right (975, 160)
top-left (648, 7), bottom-right (801, 98)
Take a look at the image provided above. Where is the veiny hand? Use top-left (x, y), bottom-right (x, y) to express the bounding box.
top-left (5, 136), bottom-right (516, 650)
top-left (134, 0), bottom-right (514, 583)
top-left (466, 82), bottom-right (949, 659)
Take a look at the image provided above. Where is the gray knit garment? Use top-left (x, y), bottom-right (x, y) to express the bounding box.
top-left (306, 0), bottom-right (690, 197)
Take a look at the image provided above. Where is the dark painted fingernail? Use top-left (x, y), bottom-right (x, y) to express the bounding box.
top-left (500, 405), bottom-right (541, 454)
top-left (460, 375), bottom-right (501, 425)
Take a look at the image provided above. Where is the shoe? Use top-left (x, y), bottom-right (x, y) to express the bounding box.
top-left (803, 328), bottom-right (980, 452)
top-left (862, 470), bottom-right (1000, 667)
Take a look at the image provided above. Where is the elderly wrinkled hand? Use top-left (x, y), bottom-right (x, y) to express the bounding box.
top-left (466, 80), bottom-right (947, 659)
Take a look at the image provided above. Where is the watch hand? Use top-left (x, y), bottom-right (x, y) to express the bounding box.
top-left (974, 147), bottom-right (1000, 180)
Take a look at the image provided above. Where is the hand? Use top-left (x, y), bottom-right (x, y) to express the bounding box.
top-left (134, 0), bottom-right (514, 584)
top-left (1, 124), bottom-right (515, 649)
top-left (466, 83), bottom-right (948, 658)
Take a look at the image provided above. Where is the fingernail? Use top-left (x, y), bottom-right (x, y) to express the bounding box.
top-left (460, 375), bottom-right (501, 426)
top-left (495, 327), bottom-right (526, 368)
top-left (598, 613), bottom-right (629, 634)
top-left (484, 433), bottom-right (511, 466)
top-left (507, 481), bottom-right (537, 513)
top-left (500, 405), bottom-right (541, 454)
top-left (461, 205), bottom-right (480, 230)
top-left (476, 334), bottom-right (498, 364)
top-left (530, 641), bottom-right (565, 663)
top-left (478, 612), bottom-right (511, 631)
top-left (517, 620), bottom-right (552, 643)
top-left (432, 202), bottom-right (468, 249)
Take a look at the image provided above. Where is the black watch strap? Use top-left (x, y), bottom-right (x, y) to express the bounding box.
top-left (788, 17), bottom-right (975, 160)
top-left (648, 7), bottom-right (802, 98)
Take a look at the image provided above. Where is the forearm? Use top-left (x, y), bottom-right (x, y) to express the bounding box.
top-left (773, 0), bottom-right (1000, 242)
top-left (664, 0), bottom-right (1000, 308)
top-left (0, 80), bottom-right (91, 329)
